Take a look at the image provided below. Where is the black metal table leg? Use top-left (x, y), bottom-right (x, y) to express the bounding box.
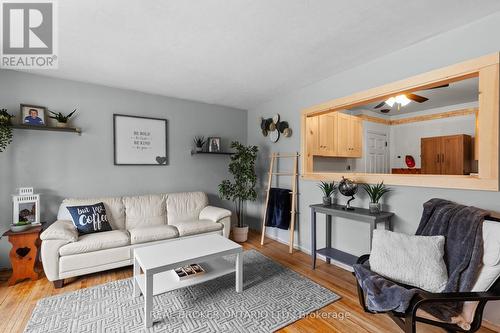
top-left (311, 209), bottom-right (317, 269)
top-left (326, 214), bottom-right (332, 264)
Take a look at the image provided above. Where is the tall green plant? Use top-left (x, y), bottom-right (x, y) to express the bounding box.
top-left (0, 109), bottom-right (14, 152)
top-left (218, 141), bottom-right (258, 227)
top-left (362, 182), bottom-right (391, 203)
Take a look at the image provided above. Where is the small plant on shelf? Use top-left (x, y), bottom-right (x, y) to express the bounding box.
top-left (0, 108), bottom-right (14, 152)
top-left (362, 182), bottom-right (391, 214)
top-left (318, 181), bottom-right (336, 206)
top-left (193, 136), bottom-right (206, 152)
top-left (48, 109), bottom-right (77, 128)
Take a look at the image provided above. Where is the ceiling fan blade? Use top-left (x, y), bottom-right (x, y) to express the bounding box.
top-left (374, 101), bottom-right (386, 109)
top-left (425, 84), bottom-right (449, 90)
top-left (406, 93), bottom-right (428, 103)
top-left (380, 109), bottom-right (391, 113)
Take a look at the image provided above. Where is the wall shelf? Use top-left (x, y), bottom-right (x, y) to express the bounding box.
top-left (10, 124), bottom-right (82, 135)
top-left (190, 150), bottom-right (233, 156)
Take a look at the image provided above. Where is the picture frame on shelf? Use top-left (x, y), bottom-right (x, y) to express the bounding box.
top-left (20, 104), bottom-right (47, 127)
top-left (113, 114), bottom-right (168, 165)
top-left (208, 137), bottom-right (221, 153)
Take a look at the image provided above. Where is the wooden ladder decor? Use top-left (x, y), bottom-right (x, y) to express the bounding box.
top-left (260, 152), bottom-right (299, 254)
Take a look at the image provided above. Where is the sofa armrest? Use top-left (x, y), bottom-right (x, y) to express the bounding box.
top-left (41, 220), bottom-right (78, 242)
top-left (199, 206), bottom-right (232, 238)
top-left (199, 206), bottom-right (231, 222)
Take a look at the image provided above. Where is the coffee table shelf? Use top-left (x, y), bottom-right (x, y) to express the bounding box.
top-left (134, 257), bottom-right (234, 296)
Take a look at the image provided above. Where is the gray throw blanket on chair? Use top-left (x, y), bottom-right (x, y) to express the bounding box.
top-left (353, 198), bottom-right (488, 322)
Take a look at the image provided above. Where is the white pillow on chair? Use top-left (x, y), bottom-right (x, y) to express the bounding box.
top-left (370, 230), bottom-right (448, 293)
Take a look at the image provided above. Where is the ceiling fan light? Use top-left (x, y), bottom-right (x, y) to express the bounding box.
top-left (385, 97), bottom-right (396, 107)
top-left (396, 94), bottom-right (411, 106)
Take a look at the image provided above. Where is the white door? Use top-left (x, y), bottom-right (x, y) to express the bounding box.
top-left (366, 132), bottom-right (389, 173)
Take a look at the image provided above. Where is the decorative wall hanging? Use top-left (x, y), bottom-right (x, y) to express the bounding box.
top-left (259, 114), bottom-right (292, 143)
top-left (113, 114), bottom-right (168, 165)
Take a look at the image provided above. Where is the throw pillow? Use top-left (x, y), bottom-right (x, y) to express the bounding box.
top-left (370, 230), bottom-right (448, 292)
top-left (66, 202), bottom-right (112, 235)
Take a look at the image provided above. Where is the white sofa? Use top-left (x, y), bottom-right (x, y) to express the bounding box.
top-left (40, 191), bottom-right (231, 288)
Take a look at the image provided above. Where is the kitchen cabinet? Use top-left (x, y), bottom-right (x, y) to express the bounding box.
top-left (310, 112), bottom-right (362, 158)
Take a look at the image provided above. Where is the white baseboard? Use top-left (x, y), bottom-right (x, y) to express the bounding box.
top-left (261, 231), bottom-right (354, 272)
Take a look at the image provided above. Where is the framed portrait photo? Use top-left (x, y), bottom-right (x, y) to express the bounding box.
top-left (208, 137), bottom-right (221, 152)
top-left (113, 114), bottom-right (168, 165)
top-left (20, 104), bottom-right (47, 126)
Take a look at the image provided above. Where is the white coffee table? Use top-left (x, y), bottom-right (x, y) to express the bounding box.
top-left (132, 234), bottom-right (243, 328)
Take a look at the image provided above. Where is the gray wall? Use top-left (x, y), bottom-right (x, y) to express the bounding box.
top-left (0, 70), bottom-right (247, 267)
top-left (246, 13), bottom-right (500, 324)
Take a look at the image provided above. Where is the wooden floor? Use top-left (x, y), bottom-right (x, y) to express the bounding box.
top-left (0, 230), bottom-right (496, 333)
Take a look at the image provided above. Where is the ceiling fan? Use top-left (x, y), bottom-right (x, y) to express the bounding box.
top-left (373, 84), bottom-right (449, 111)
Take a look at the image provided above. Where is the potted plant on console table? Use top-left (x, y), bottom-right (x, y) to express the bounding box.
top-left (218, 141), bottom-right (258, 242)
top-left (362, 182), bottom-right (391, 214)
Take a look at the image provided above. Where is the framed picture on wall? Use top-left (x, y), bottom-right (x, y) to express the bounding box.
top-left (20, 104), bottom-right (47, 126)
top-left (113, 114), bottom-right (168, 165)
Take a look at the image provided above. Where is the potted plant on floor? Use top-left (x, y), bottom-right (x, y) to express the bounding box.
top-left (193, 136), bottom-right (206, 152)
top-left (218, 141), bottom-right (258, 242)
top-left (362, 182), bottom-right (391, 214)
top-left (318, 181), bottom-right (336, 206)
top-left (48, 109), bottom-right (77, 128)
top-left (0, 109), bottom-right (14, 152)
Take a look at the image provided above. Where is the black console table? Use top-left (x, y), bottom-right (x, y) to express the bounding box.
top-left (310, 204), bottom-right (394, 269)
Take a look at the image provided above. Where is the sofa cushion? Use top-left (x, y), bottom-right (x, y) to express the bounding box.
top-left (59, 246), bottom-right (131, 274)
top-left (58, 197), bottom-right (126, 230)
top-left (166, 192), bottom-right (208, 224)
top-left (123, 194), bottom-right (166, 229)
top-left (66, 202), bottom-right (113, 235)
top-left (129, 225), bottom-right (179, 244)
top-left (172, 219), bottom-right (223, 237)
top-left (59, 230), bottom-right (130, 256)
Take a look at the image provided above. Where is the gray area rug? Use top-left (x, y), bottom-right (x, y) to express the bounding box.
top-left (25, 250), bottom-right (339, 332)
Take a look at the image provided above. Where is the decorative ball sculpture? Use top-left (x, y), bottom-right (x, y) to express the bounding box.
top-left (338, 176), bottom-right (358, 210)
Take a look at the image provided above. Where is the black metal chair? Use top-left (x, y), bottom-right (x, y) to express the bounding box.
top-left (354, 216), bottom-right (500, 333)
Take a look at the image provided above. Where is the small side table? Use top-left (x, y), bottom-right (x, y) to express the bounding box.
top-left (3, 226), bottom-right (42, 286)
top-left (310, 204), bottom-right (394, 269)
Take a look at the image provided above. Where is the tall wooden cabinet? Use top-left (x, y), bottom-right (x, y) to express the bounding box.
top-left (307, 112), bottom-right (362, 158)
top-left (421, 134), bottom-right (472, 175)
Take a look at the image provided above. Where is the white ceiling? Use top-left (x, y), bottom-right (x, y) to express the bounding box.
top-left (351, 77), bottom-right (479, 115)
top-left (23, 0), bottom-right (500, 109)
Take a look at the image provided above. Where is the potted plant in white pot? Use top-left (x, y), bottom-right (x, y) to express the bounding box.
top-left (218, 141), bottom-right (258, 242)
top-left (318, 181), bottom-right (336, 206)
top-left (48, 109), bottom-right (77, 128)
top-left (362, 182), bottom-right (391, 214)
top-left (193, 136), bottom-right (206, 152)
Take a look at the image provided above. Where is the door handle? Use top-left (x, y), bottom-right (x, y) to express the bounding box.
top-left (441, 154), bottom-right (444, 163)
top-left (436, 154), bottom-right (439, 163)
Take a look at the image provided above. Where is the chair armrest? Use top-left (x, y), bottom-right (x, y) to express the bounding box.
top-left (40, 220), bottom-right (78, 242)
top-left (412, 290), bottom-right (500, 304)
top-left (199, 206), bottom-right (232, 222)
top-left (357, 254), bottom-right (370, 265)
